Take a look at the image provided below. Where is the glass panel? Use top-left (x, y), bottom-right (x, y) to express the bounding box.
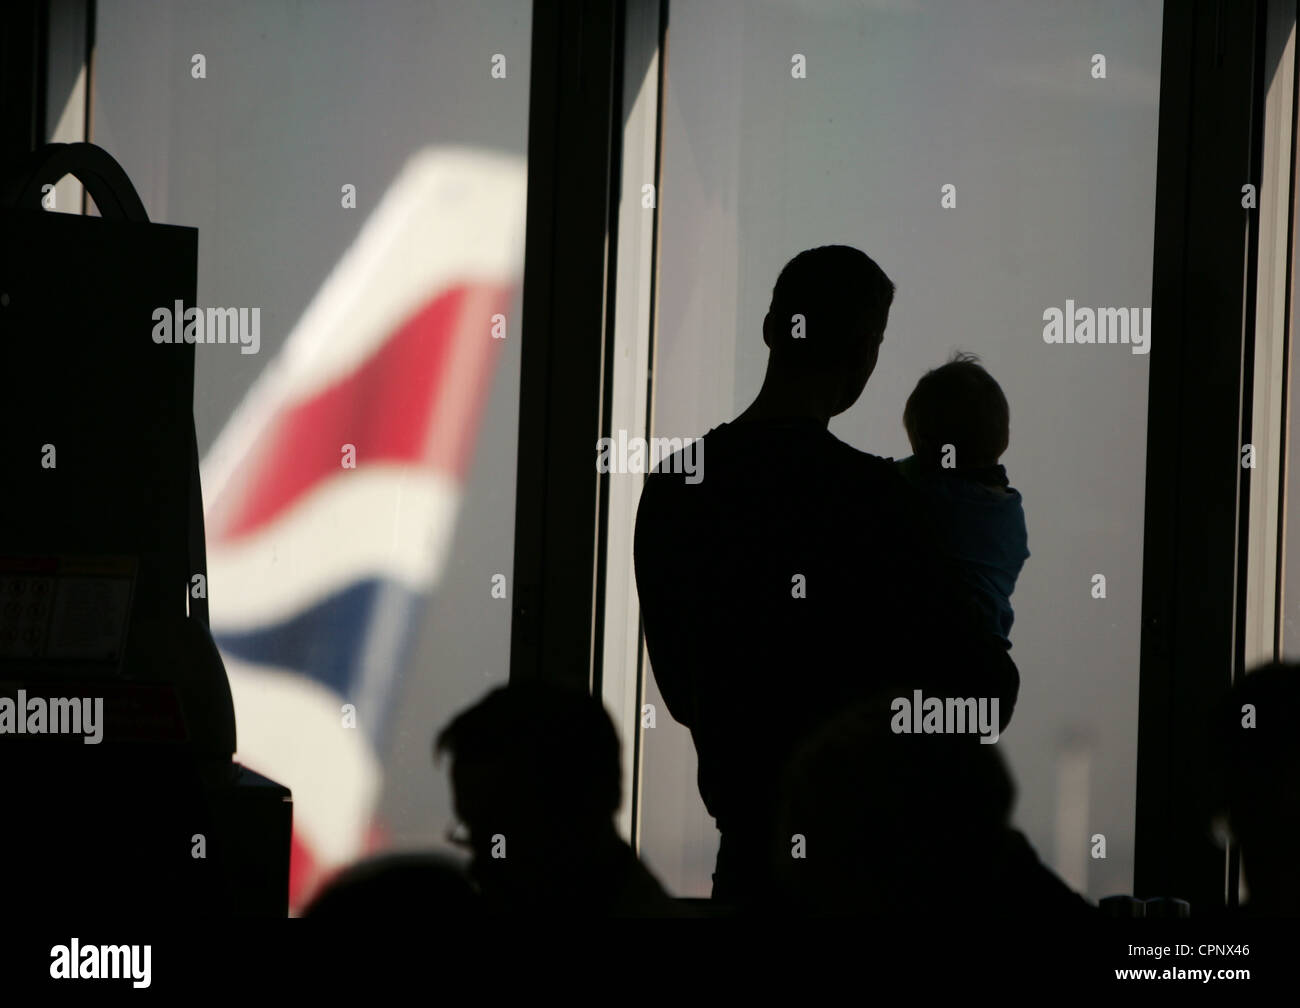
top-left (639, 0), bottom-right (1162, 900)
top-left (1280, 25), bottom-right (1300, 665)
top-left (93, 0), bottom-right (531, 911)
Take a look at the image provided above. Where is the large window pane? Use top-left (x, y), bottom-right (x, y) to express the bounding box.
top-left (640, 0), bottom-right (1161, 901)
top-left (93, 0), bottom-right (530, 911)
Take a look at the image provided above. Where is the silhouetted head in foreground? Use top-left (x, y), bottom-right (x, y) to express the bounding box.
top-left (903, 351), bottom-right (1010, 469)
top-left (1213, 663), bottom-right (1300, 914)
top-left (302, 852), bottom-right (481, 919)
top-left (773, 691), bottom-right (1011, 914)
top-left (435, 682), bottom-right (677, 915)
top-left (773, 689), bottom-right (1090, 916)
top-left (739, 245), bottom-right (895, 426)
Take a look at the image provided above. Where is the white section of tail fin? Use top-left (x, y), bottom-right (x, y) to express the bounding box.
top-left (200, 147), bottom-right (526, 507)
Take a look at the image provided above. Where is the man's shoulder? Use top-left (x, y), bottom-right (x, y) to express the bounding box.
top-left (640, 425), bottom-right (722, 480)
top-left (812, 435), bottom-right (920, 511)
top-left (823, 434), bottom-right (904, 480)
top-left (646, 421), bottom-right (899, 472)
top-left (636, 424), bottom-right (914, 529)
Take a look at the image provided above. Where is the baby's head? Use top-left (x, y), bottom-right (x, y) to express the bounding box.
top-left (903, 352), bottom-right (1009, 469)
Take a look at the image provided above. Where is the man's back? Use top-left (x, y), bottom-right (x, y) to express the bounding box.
top-left (634, 417), bottom-right (1018, 904)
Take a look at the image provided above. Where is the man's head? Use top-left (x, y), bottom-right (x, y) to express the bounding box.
top-left (903, 352), bottom-right (1010, 468)
top-left (773, 688), bottom-right (1015, 913)
top-left (434, 683), bottom-right (622, 875)
top-left (762, 245), bottom-right (895, 416)
top-left (302, 853), bottom-right (481, 918)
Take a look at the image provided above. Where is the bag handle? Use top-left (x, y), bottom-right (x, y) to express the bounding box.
top-left (2, 142), bottom-right (215, 628)
top-left (1, 142), bottom-right (149, 222)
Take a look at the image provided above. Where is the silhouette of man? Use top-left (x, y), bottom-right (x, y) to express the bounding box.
top-left (633, 245), bottom-right (1020, 908)
top-left (434, 682), bottom-right (681, 916)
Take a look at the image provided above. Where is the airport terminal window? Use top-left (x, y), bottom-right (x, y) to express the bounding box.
top-left (636, 0), bottom-right (1162, 899)
top-left (9, 0), bottom-right (1299, 936)
top-left (91, 0), bottom-right (531, 912)
top-left (1282, 96), bottom-right (1300, 664)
